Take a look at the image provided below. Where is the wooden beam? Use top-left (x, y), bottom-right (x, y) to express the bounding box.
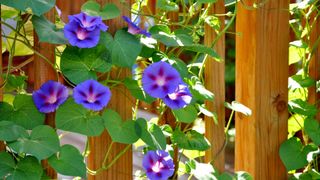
top-left (87, 0), bottom-right (133, 179)
top-left (33, 9), bottom-right (57, 178)
top-left (308, 13), bottom-right (320, 121)
top-left (204, 0), bottom-right (225, 172)
top-left (235, 0), bottom-right (289, 179)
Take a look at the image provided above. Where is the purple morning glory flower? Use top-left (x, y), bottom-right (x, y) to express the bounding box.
top-left (142, 61), bottom-right (181, 98)
top-left (64, 12), bottom-right (108, 48)
top-left (122, 16), bottom-right (151, 37)
top-left (142, 150), bottom-right (175, 180)
top-left (32, 80), bottom-right (68, 113)
top-left (73, 79), bottom-right (111, 111)
top-left (162, 83), bottom-right (192, 109)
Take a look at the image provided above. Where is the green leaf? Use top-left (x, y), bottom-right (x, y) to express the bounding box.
top-left (60, 34), bottom-right (112, 84)
top-left (171, 129), bottom-right (210, 151)
top-left (234, 171), bottom-right (253, 180)
top-left (167, 58), bottom-right (189, 78)
top-left (198, 0), bottom-right (218, 3)
top-left (224, 101), bottom-right (252, 116)
top-left (288, 99), bottom-right (317, 117)
top-left (189, 76), bottom-right (214, 101)
top-left (102, 109), bottom-right (139, 144)
top-left (149, 25), bottom-right (193, 47)
top-left (186, 160), bottom-right (218, 180)
top-left (0, 94), bottom-right (45, 129)
top-left (0, 152), bottom-right (15, 178)
top-left (111, 30), bottom-right (142, 67)
top-left (0, 121), bottom-right (25, 141)
top-left (279, 137), bottom-right (317, 171)
top-left (81, 1), bottom-right (120, 20)
top-left (32, 15), bottom-right (68, 44)
top-left (289, 75), bottom-right (316, 90)
top-left (123, 78), bottom-right (155, 104)
top-left (289, 41), bottom-right (307, 65)
top-left (184, 44), bottom-right (222, 61)
top-left (135, 119), bottom-right (166, 150)
top-left (56, 98), bottom-right (105, 136)
top-left (304, 118), bottom-right (320, 146)
top-left (288, 114), bottom-right (305, 138)
top-left (172, 105), bottom-right (198, 123)
top-left (0, 0), bottom-right (55, 16)
top-left (3, 74), bottom-right (27, 92)
top-left (48, 145), bottom-right (86, 178)
top-left (8, 125), bottom-right (60, 160)
top-left (205, 15), bottom-right (220, 30)
top-left (157, 0), bottom-right (179, 11)
top-left (7, 156), bottom-right (43, 180)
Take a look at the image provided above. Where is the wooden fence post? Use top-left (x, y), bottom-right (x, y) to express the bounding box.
top-left (235, 0), bottom-right (289, 179)
top-left (33, 9), bottom-right (57, 178)
top-left (87, 0), bottom-right (133, 179)
top-left (309, 13), bottom-right (320, 121)
top-left (204, 0), bottom-right (225, 172)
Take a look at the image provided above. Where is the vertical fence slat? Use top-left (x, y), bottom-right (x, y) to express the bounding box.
top-left (204, 0), bottom-right (225, 172)
top-left (33, 9), bottom-right (57, 178)
top-left (309, 14), bottom-right (320, 121)
top-left (87, 1), bottom-right (133, 179)
top-left (235, 0), bottom-right (289, 179)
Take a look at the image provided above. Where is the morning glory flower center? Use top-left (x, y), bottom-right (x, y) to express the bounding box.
top-left (76, 30), bottom-right (87, 40)
top-left (82, 20), bottom-right (91, 28)
top-left (156, 77), bottom-right (166, 86)
top-left (87, 94), bottom-right (96, 103)
top-left (47, 95), bottom-right (57, 104)
top-left (151, 162), bottom-right (164, 173)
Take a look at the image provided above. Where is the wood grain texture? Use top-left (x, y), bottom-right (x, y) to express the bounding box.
top-left (33, 9), bottom-right (57, 178)
top-left (308, 13), bottom-right (320, 121)
top-left (235, 0), bottom-right (289, 179)
top-left (87, 1), bottom-right (133, 179)
top-left (204, 0), bottom-right (225, 172)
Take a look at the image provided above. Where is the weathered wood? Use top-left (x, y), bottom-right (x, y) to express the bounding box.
top-left (309, 13), bottom-right (320, 121)
top-left (33, 9), bottom-right (57, 178)
top-left (235, 0), bottom-right (289, 179)
top-left (204, 0), bottom-right (225, 172)
top-left (87, 1), bottom-right (133, 179)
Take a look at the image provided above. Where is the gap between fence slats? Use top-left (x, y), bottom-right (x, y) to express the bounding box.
top-left (235, 0), bottom-right (289, 179)
top-left (204, 0), bottom-right (226, 172)
top-left (87, 0), bottom-right (133, 179)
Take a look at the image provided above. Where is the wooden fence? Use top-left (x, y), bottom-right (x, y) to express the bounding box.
top-left (0, 0), bottom-right (319, 179)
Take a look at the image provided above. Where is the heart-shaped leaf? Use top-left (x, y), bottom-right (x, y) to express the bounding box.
top-left (171, 129), bottom-right (210, 151)
top-left (56, 98), bottom-right (105, 136)
top-left (0, 94), bottom-right (45, 129)
top-left (8, 125), bottom-right (60, 160)
top-left (102, 109), bottom-right (139, 144)
top-left (304, 118), bottom-right (320, 146)
top-left (172, 105), bottom-right (198, 123)
top-left (48, 145), bottom-right (86, 178)
top-left (0, 121), bottom-right (26, 141)
top-left (111, 30), bottom-right (142, 67)
top-left (7, 156), bottom-right (43, 180)
top-left (0, 0), bottom-right (55, 16)
top-left (0, 152), bottom-right (15, 178)
top-left (81, 1), bottom-right (120, 20)
top-left (279, 137), bottom-right (317, 171)
top-left (60, 32), bottom-right (112, 84)
top-left (32, 15), bottom-right (68, 44)
top-left (135, 119), bottom-right (166, 150)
